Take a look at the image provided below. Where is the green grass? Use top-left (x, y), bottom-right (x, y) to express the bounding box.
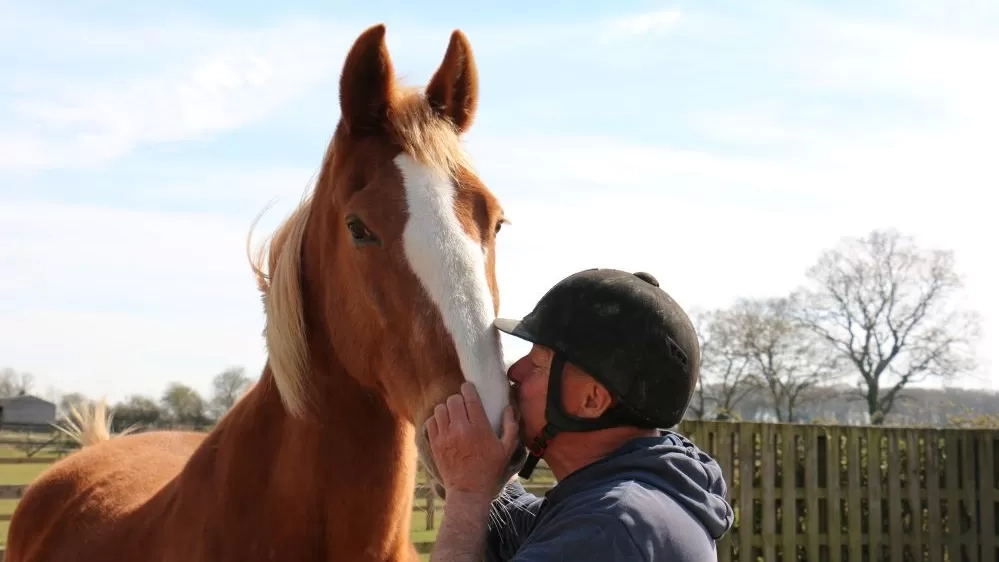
top-left (0, 461), bottom-right (54, 485)
top-left (408, 473), bottom-right (556, 555)
top-left (0, 439), bottom-right (554, 555)
top-left (409, 508), bottom-right (444, 544)
top-left (0, 449), bottom-right (59, 546)
top-left (0, 466), bottom-right (446, 549)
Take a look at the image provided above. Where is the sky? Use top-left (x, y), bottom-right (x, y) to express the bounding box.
top-left (1, 0), bottom-right (997, 404)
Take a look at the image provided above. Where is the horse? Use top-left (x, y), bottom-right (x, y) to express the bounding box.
top-left (5, 23), bottom-right (528, 562)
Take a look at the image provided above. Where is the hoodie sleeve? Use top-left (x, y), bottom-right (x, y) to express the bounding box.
top-left (483, 480), bottom-right (546, 562)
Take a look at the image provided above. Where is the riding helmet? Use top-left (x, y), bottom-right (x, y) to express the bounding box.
top-left (494, 268), bottom-right (700, 431)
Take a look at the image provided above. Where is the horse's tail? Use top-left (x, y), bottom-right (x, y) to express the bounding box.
top-left (54, 398), bottom-right (137, 447)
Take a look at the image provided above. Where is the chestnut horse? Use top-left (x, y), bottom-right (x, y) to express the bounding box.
top-left (5, 24), bottom-right (526, 562)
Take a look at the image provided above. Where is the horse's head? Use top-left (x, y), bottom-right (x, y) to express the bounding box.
top-left (256, 24), bottom-right (526, 493)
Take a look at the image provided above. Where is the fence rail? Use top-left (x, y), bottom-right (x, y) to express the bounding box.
top-left (1, 421), bottom-right (997, 561)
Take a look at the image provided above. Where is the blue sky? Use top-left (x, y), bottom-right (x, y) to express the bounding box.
top-left (1, 0), bottom-right (996, 403)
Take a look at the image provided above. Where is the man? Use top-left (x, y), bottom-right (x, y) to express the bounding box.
top-left (425, 268), bottom-right (734, 562)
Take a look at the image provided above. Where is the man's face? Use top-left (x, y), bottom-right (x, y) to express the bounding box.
top-left (507, 344), bottom-right (610, 447)
top-left (506, 344), bottom-right (553, 444)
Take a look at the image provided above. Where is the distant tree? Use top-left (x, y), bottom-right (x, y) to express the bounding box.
top-left (208, 367), bottom-right (252, 419)
top-left (0, 368), bottom-right (34, 398)
top-left (687, 377), bottom-right (709, 420)
top-left (728, 297), bottom-right (844, 422)
top-left (112, 395), bottom-right (165, 432)
top-left (160, 383), bottom-right (209, 428)
top-left (687, 311), bottom-right (711, 420)
top-left (948, 413), bottom-right (999, 429)
top-left (58, 392), bottom-right (90, 416)
top-left (692, 309), bottom-right (756, 420)
top-left (794, 229), bottom-right (981, 424)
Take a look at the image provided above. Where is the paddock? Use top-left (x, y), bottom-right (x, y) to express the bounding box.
top-left (2, 420), bottom-right (997, 561)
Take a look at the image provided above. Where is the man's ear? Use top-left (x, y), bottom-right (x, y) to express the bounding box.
top-left (563, 368), bottom-right (614, 419)
top-left (580, 380), bottom-right (615, 418)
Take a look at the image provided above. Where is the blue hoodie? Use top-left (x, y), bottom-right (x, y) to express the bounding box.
top-left (484, 431), bottom-right (734, 561)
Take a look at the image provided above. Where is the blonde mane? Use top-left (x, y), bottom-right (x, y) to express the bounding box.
top-left (54, 398), bottom-right (138, 447)
top-left (248, 85), bottom-right (472, 418)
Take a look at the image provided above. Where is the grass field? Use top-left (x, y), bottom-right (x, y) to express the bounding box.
top-left (0, 450), bottom-right (446, 549)
top-left (0, 431), bottom-right (553, 561)
top-left (0, 432), bottom-right (69, 547)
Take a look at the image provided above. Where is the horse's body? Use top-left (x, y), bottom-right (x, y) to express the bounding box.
top-left (13, 375), bottom-right (422, 561)
top-left (5, 24), bottom-right (526, 562)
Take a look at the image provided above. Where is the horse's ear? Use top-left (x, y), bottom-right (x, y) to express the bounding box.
top-left (426, 29), bottom-right (479, 133)
top-left (339, 24), bottom-right (395, 135)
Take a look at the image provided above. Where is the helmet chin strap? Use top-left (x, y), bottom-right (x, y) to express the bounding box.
top-left (518, 353), bottom-right (637, 479)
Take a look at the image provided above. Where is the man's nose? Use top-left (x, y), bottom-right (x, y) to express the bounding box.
top-left (507, 357), bottom-right (528, 383)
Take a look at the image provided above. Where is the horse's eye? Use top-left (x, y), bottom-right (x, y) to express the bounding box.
top-left (348, 221), bottom-right (369, 239)
top-left (346, 215), bottom-right (378, 246)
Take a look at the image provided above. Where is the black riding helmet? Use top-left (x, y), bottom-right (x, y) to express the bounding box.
top-left (494, 268), bottom-right (700, 478)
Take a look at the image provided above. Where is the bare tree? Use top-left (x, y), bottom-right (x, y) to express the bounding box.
top-left (59, 392), bottom-right (90, 416)
top-left (794, 229), bottom-right (980, 424)
top-left (729, 297), bottom-right (843, 422)
top-left (687, 310), bottom-right (711, 420)
top-left (208, 366), bottom-right (253, 419)
top-left (695, 308), bottom-right (757, 420)
top-left (0, 368), bottom-right (34, 398)
top-left (686, 370), bottom-right (710, 421)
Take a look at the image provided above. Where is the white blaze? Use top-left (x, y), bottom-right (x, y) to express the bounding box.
top-left (395, 152), bottom-right (511, 433)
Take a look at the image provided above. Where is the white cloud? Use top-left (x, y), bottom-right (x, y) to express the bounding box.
top-left (0, 181), bottom-right (843, 402)
top-left (648, 11), bottom-right (999, 388)
top-left (1, 3), bottom-right (996, 403)
top-left (801, 19), bottom-right (999, 129)
top-left (0, 15), bottom-right (499, 174)
top-left (0, 200), bottom-right (277, 400)
top-left (0, 136), bottom-right (49, 172)
top-left (1, 22), bottom-right (348, 172)
top-left (2, 118), bottom-right (995, 404)
top-left (0, 309), bottom-right (266, 402)
top-left (475, 127), bottom-right (997, 388)
top-left (0, 9), bottom-right (690, 175)
top-left (601, 10), bottom-right (683, 40)
top-left (493, 190), bottom-right (997, 389)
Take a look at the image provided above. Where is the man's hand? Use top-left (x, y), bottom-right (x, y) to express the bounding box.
top-left (425, 381), bottom-right (519, 500)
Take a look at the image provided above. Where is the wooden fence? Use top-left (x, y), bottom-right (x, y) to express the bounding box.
top-left (408, 420), bottom-right (999, 561)
top-left (676, 420), bottom-right (998, 562)
top-left (2, 421), bottom-right (997, 561)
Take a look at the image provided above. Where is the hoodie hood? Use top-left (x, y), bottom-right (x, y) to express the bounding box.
top-left (546, 430), bottom-right (735, 539)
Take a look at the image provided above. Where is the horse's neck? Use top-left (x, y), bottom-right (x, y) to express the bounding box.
top-left (180, 363), bottom-right (419, 560)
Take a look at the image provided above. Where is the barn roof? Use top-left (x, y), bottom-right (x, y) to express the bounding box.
top-left (0, 394), bottom-right (56, 407)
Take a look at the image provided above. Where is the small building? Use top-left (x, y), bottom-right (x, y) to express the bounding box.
top-left (0, 394), bottom-right (57, 431)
